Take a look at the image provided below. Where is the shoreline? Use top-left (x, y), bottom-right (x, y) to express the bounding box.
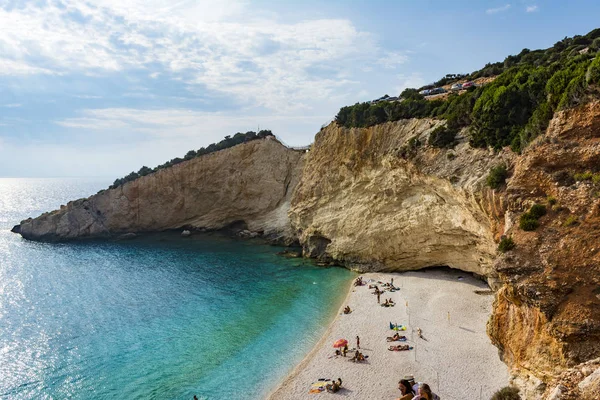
top-left (265, 278), bottom-right (356, 399)
top-left (268, 268), bottom-right (510, 399)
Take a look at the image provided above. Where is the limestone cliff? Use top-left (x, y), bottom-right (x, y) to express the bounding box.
top-left (289, 119), bottom-right (512, 281)
top-left (289, 105), bottom-right (600, 399)
top-left (18, 136), bottom-right (305, 243)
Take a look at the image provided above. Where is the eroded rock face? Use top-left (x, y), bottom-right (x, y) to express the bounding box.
top-left (19, 137), bottom-right (305, 244)
top-left (487, 102), bottom-right (600, 398)
top-left (290, 119), bottom-right (512, 279)
top-left (290, 108), bottom-right (600, 398)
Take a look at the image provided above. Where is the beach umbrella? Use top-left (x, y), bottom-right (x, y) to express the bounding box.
top-left (333, 338), bottom-right (348, 348)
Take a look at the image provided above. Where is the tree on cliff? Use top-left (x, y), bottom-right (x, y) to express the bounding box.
top-left (334, 27), bottom-right (600, 153)
top-left (108, 130), bottom-right (275, 189)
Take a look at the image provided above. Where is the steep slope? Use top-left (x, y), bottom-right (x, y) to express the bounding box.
top-left (17, 137), bottom-right (305, 243)
top-left (290, 118), bottom-right (512, 281)
top-left (488, 101), bottom-right (600, 399)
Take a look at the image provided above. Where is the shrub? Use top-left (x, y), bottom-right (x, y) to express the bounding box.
top-left (593, 174), bottom-right (600, 184)
top-left (498, 237), bottom-right (516, 253)
top-left (487, 165), bottom-right (509, 189)
top-left (586, 56), bottom-right (600, 84)
top-left (547, 196), bottom-right (557, 206)
top-left (574, 171), bottom-right (594, 181)
top-left (491, 386), bottom-right (521, 400)
top-left (428, 125), bottom-right (458, 148)
top-left (520, 217), bottom-right (540, 231)
top-left (529, 204), bottom-right (547, 219)
top-left (563, 215), bottom-right (579, 227)
top-left (519, 203), bottom-right (547, 231)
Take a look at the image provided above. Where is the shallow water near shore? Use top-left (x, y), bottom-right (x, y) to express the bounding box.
top-left (0, 178), bottom-right (354, 399)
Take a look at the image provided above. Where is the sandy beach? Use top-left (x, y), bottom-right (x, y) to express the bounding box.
top-left (268, 268), bottom-right (509, 400)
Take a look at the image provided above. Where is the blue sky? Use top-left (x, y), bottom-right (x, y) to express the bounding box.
top-left (1, 0), bottom-right (598, 178)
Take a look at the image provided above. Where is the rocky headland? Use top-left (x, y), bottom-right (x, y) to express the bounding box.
top-left (16, 136), bottom-right (305, 244)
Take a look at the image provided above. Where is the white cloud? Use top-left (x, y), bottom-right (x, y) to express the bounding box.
top-left (2, 103), bottom-right (22, 108)
top-left (0, 58), bottom-right (56, 76)
top-left (0, 0), bottom-right (400, 112)
top-left (486, 4), bottom-right (511, 14)
top-left (377, 51), bottom-right (409, 69)
top-left (526, 5), bottom-right (539, 12)
top-left (55, 107), bottom-right (330, 144)
top-left (395, 73), bottom-right (427, 94)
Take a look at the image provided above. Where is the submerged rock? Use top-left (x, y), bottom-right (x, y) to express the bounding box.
top-left (116, 233), bottom-right (137, 240)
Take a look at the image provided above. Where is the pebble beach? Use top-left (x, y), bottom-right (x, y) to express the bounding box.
top-left (268, 269), bottom-right (510, 400)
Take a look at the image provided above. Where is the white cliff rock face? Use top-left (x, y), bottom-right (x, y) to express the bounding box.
top-left (19, 137), bottom-right (305, 243)
top-left (290, 120), bottom-right (512, 278)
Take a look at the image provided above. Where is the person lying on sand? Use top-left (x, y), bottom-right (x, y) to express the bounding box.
top-left (386, 333), bottom-right (407, 342)
top-left (388, 344), bottom-right (411, 351)
top-left (382, 298), bottom-right (396, 307)
top-left (343, 305), bottom-right (352, 314)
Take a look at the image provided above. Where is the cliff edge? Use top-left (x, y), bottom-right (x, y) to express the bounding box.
top-left (18, 137), bottom-right (305, 244)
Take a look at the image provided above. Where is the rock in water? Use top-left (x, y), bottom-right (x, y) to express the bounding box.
top-left (116, 233), bottom-right (137, 240)
top-left (181, 230), bottom-right (191, 237)
top-left (10, 224), bottom-right (21, 234)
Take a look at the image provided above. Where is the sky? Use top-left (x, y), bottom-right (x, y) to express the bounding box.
top-left (0, 0), bottom-right (599, 178)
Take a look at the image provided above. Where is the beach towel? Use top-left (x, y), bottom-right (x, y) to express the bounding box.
top-left (389, 322), bottom-right (405, 330)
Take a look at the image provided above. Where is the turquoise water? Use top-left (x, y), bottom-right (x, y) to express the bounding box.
top-left (0, 178), bottom-right (354, 399)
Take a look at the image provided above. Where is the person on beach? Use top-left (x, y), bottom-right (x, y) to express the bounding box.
top-left (414, 383), bottom-right (439, 400)
top-left (377, 291), bottom-right (381, 303)
top-left (388, 344), bottom-right (410, 351)
top-left (326, 378), bottom-right (342, 393)
top-left (391, 277), bottom-right (394, 286)
top-left (396, 379), bottom-right (415, 400)
top-left (343, 305), bottom-right (352, 314)
top-left (343, 344), bottom-right (348, 357)
top-left (404, 376), bottom-right (418, 394)
top-left (356, 335), bottom-right (360, 349)
top-left (387, 332), bottom-right (406, 341)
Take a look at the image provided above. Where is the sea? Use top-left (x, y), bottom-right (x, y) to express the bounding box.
top-left (0, 178), bottom-right (354, 400)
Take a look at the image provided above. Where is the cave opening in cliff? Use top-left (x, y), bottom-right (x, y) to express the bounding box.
top-left (410, 265), bottom-right (491, 289)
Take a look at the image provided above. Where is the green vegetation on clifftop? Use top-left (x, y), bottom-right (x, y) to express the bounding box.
top-left (109, 130), bottom-right (274, 189)
top-left (335, 28), bottom-right (600, 152)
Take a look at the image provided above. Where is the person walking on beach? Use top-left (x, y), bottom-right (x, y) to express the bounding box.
top-left (343, 344), bottom-right (348, 357)
top-left (377, 291), bottom-right (381, 304)
top-left (356, 335), bottom-right (360, 349)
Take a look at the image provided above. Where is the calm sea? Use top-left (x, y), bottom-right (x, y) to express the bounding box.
top-left (0, 178), bottom-right (353, 399)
